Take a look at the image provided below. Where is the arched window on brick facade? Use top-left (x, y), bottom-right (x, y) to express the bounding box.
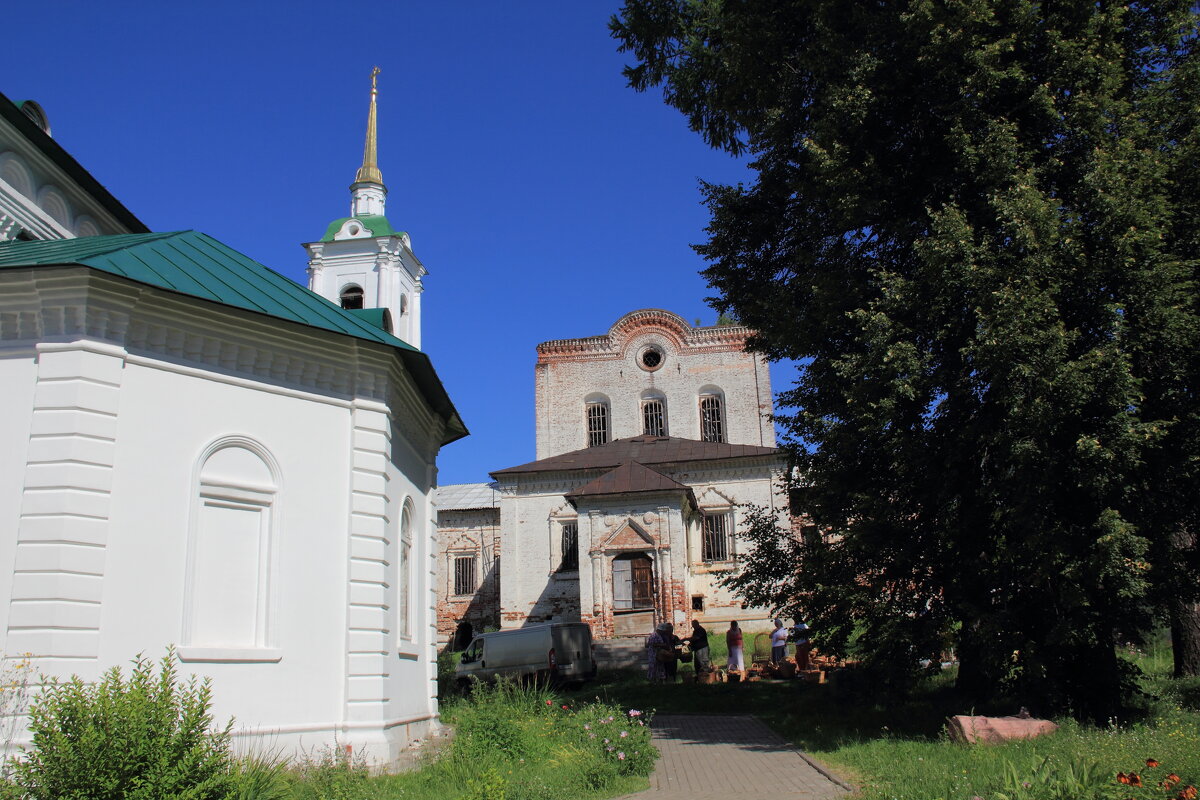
top-left (699, 389), bottom-right (726, 443)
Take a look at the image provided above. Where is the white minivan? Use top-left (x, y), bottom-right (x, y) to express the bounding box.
top-left (455, 622), bottom-right (596, 688)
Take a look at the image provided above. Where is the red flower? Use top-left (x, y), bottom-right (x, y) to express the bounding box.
top-left (1178, 786), bottom-right (1197, 800)
top-left (1118, 773), bottom-right (1131, 785)
top-left (545, 700), bottom-right (552, 705)
top-left (1167, 774), bottom-right (1182, 786)
top-left (561, 704), bottom-right (569, 709)
top-left (1130, 774), bottom-right (1144, 788)
top-left (1147, 759), bottom-right (1161, 768)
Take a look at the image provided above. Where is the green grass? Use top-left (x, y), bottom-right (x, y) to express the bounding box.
top-left (278, 680), bottom-right (656, 800)
top-left (553, 633), bottom-right (1200, 800)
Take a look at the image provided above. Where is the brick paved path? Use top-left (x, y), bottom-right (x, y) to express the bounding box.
top-left (618, 714), bottom-right (852, 800)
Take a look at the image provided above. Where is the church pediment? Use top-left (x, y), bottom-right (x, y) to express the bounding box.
top-left (600, 519), bottom-right (655, 552)
top-left (696, 486), bottom-right (735, 509)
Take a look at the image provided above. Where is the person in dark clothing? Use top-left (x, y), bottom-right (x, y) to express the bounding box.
top-left (687, 619), bottom-right (711, 671)
top-left (662, 623), bottom-right (682, 682)
top-left (452, 621), bottom-right (474, 651)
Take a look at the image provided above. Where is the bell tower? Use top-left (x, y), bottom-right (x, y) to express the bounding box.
top-left (304, 67), bottom-right (425, 348)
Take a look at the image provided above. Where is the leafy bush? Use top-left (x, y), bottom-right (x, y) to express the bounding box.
top-left (6, 649), bottom-right (235, 800)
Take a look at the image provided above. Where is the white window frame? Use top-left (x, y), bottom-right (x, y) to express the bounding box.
top-left (452, 553), bottom-right (478, 596)
top-left (701, 510), bottom-right (734, 564)
top-left (585, 401), bottom-right (609, 447)
top-left (699, 393), bottom-right (726, 443)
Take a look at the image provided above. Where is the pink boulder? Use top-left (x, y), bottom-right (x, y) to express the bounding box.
top-left (946, 715), bottom-right (1059, 744)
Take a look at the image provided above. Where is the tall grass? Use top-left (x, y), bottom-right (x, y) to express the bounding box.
top-left (373, 680), bottom-right (656, 800)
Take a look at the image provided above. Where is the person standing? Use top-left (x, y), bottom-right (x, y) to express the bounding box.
top-left (687, 619), bottom-right (711, 672)
top-left (726, 620), bottom-right (744, 671)
top-left (791, 618), bottom-right (811, 669)
top-left (646, 623), bottom-right (670, 683)
top-left (662, 623), bottom-right (681, 683)
top-left (770, 619), bottom-right (788, 664)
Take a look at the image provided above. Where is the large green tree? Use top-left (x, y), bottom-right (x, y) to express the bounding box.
top-left (612, 0), bottom-right (1200, 716)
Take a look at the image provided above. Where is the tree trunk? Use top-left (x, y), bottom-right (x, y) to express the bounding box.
top-left (1169, 524), bottom-right (1200, 677)
top-left (1171, 598), bottom-right (1200, 677)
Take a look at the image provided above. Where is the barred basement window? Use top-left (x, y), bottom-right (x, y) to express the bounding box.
top-left (586, 402), bottom-right (609, 447)
top-left (699, 394), bottom-right (725, 443)
top-left (642, 399), bottom-right (666, 436)
top-left (559, 522), bottom-right (579, 571)
top-left (453, 555), bottom-right (477, 595)
top-left (702, 513), bottom-right (731, 562)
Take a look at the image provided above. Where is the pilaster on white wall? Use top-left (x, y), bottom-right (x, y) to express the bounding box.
top-left (8, 340), bottom-right (126, 679)
top-left (344, 400), bottom-right (393, 726)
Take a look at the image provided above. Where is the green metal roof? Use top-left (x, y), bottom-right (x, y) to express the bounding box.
top-left (320, 214), bottom-right (404, 242)
top-left (347, 307), bottom-right (391, 332)
top-left (0, 230), bottom-right (466, 444)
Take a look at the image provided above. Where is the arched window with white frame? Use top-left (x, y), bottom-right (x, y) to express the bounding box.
top-left (698, 387), bottom-right (726, 443)
top-left (397, 500), bottom-right (413, 641)
top-left (641, 390), bottom-right (667, 437)
top-left (182, 438), bottom-right (280, 660)
top-left (584, 393), bottom-right (610, 447)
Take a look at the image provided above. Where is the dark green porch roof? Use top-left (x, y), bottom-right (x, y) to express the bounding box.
top-left (0, 231), bottom-right (466, 444)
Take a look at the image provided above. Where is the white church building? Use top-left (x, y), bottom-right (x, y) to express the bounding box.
top-left (0, 76), bottom-right (465, 763)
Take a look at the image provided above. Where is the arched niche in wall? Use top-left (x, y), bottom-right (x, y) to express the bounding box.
top-left (36, 186), bottom-right (70, 228)
top-left (73, 215), bottom-right (101, 238)
top-left (180, 437), bottom-right (282, 662)
top-left (0, 152), bottom-right (34, 198)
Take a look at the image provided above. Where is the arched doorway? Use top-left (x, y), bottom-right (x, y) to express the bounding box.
top-left (612, 552), bottom-right (654, 637)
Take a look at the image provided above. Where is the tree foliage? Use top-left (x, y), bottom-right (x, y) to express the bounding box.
top-left (613, 0), bottom-right (1200, 717)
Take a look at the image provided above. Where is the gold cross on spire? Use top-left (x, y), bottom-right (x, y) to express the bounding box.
top-left (355, 67), bottom-right (384, 186)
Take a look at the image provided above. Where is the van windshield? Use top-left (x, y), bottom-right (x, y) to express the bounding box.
top-left (461, 640), bottom-right (482, 663)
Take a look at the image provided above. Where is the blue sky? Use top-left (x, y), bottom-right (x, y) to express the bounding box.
top-left (2, 1), bottom-right (776, 485)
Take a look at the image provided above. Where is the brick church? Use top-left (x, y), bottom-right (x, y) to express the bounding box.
top-left (435, 309), bottom-right (786, 640)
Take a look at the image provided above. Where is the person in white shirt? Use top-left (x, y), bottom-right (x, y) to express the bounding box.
top-left (770, 618), bottom-right (789, 663)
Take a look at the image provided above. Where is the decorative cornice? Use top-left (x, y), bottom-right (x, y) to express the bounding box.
top-left (536, 308), bottom-right (755, 363)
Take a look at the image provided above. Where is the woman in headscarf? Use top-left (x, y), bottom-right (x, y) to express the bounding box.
top-left (646, 622), bottom-right (671, 683)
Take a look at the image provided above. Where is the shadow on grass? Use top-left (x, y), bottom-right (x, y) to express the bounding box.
top-left (559, 666), bottom-right (1015, 753)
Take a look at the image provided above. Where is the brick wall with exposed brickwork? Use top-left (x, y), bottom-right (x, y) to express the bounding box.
top-left (434, 508), bottom-right (501, 642)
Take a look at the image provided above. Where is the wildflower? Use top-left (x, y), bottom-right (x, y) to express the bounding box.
top-left (1179, 786), bottom-right (1198, 800)
top-left (618, 752), bottom-right (626, 760)
top-left (546, 700), bottom-right (552, 705)
top-left (629, 709), bottom-right (642, 717)
top-left (1167, 774), bottom-right (1182, 786)
top-left (607, 746), bottom-right (614, 752)
top-left (1131, 774), bottom-right (1144, 788)
top-left (1148, 759), bottom-right (1161, 768)
top-left (604, 738), bottom-right (610, 744)
top-left (588, 733), bottom-right (595, 739)
top-left (584, 724), bottom-right (590, 730)
top-left (1118, 773), bottom-right (1132, 785)
top-left (562, 704), bottom-right (569, 710)
top-left (620, 731), bottom-right (628, 738)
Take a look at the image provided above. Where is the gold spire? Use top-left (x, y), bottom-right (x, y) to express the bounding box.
top-left (354, 66), bottom-right (383, 185)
